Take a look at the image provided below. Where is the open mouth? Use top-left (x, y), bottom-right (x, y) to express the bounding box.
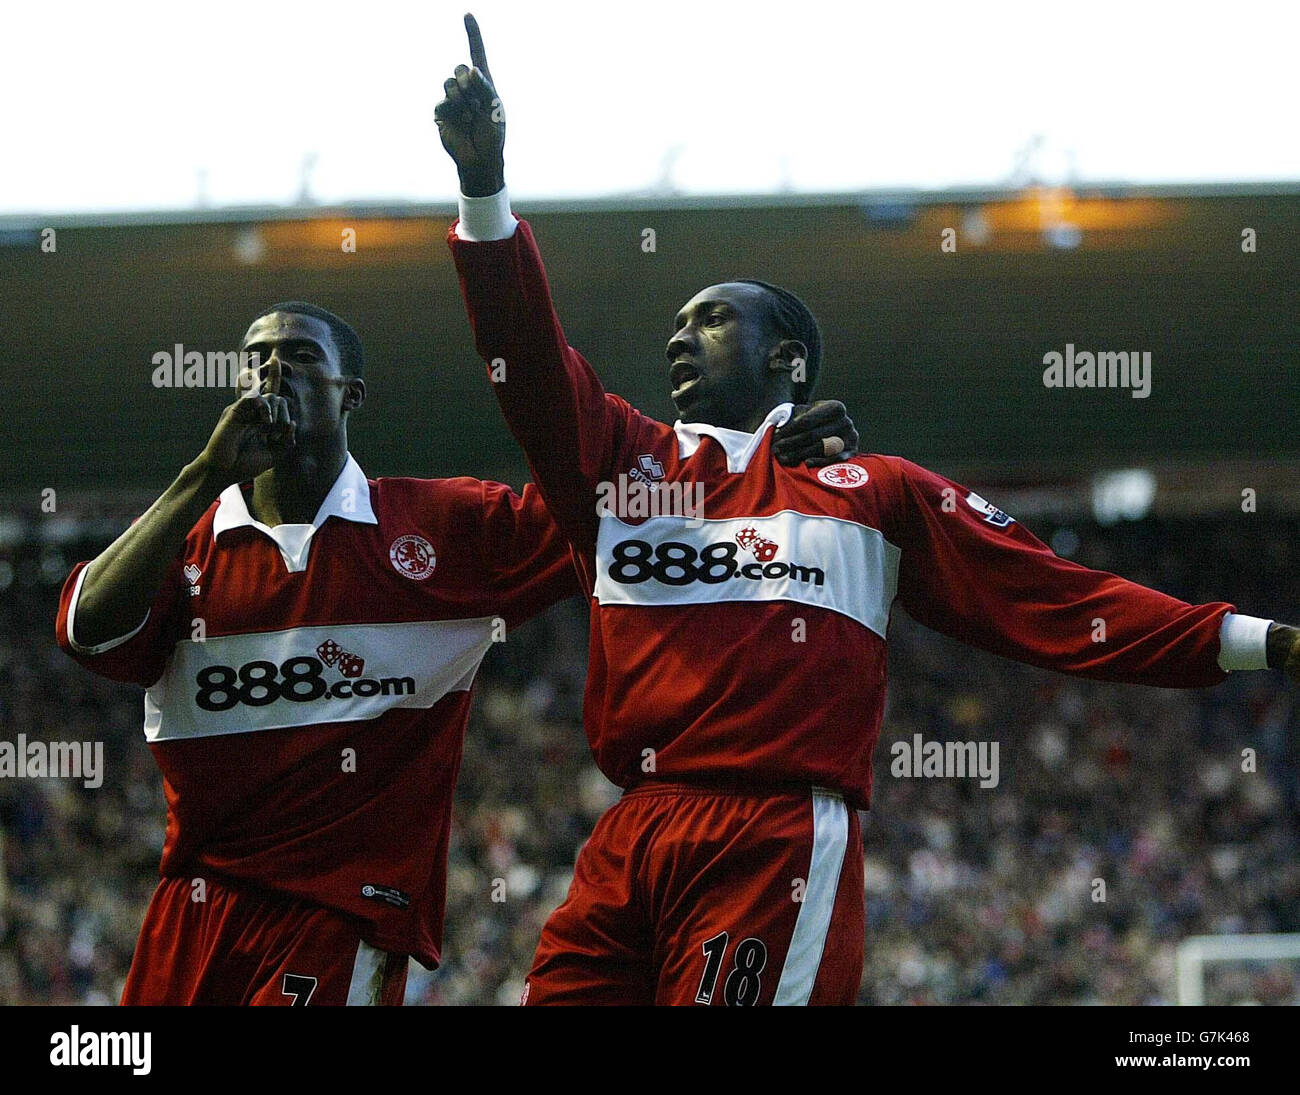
top-left (669, 361), bottom-right (701, 400)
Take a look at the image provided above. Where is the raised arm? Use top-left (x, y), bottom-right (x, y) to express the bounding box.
top-left (436, 15), bottom-right (865, 551)
top-left (437, 16), bottom-right (636, 560)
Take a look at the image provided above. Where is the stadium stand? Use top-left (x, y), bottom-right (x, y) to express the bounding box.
top-left (2, 507), bottom-right (1297, 1004)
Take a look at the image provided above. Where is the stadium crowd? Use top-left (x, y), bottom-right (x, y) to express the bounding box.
top-left (2, 504), bottom-right (1297, 1005)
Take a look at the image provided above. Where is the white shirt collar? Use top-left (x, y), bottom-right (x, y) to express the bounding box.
top-left (673, 403), bottom-right (793, 474)
top-left (212, 454), bottom-right (376, 570)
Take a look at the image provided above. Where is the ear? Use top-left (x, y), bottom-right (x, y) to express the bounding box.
top-left (342, 377), bottom-right (366, 412)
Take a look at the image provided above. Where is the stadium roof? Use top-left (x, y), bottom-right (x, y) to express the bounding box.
top-left (3, 180), bottom-right (1300, 230)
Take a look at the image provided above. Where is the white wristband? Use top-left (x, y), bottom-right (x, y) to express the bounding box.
top-left (455, 187), bottom-right (517, 242)
top-left (1217, 612), bottom-right (1272, 671)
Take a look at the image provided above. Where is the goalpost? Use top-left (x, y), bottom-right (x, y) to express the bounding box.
top-left (1176, 934), bottom-right (1300, 1006)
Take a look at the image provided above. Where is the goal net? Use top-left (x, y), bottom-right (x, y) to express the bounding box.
top-left (1176, 934), bottom-right (1300, 1006)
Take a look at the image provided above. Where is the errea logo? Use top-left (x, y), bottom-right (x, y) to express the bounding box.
top-left (635, 453), bottom-right (665, 482)
top-left (965, 492), bottom-right (1015, 528)
top-left (390, 535), bottom-right (437, 580)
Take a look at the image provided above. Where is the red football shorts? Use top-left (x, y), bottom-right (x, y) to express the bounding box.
top-left (523, 783), bottom-right (864, 1005)
top-left (121, 875), bottom-right (407, 1006)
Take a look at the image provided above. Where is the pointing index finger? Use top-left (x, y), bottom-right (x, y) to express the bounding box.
top-left (464, 13), bottom-right (492, 82)
top-left (264, 355), bottom-right (281, 397)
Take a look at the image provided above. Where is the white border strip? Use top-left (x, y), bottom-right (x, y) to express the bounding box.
top-left (65, 565), bottom-right (150, 655)
top-left (772, 789), bottom-right (848, 1006)
top-left (346, 940), bottom-right (393, 1006)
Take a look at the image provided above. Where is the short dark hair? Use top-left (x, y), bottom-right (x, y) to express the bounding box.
top-left (734, 279), bottom-right (821, 403)
top-left (252, 301), bottom-right (365, 378)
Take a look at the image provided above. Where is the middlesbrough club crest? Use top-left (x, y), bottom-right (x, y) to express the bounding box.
top-left (389, 534), bottom-right (437, 580)
top-left (816, 463), bottom-right (869, 489)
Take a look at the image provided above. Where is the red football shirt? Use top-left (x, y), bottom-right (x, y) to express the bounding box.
top-left (56, 455), bottom-right (577, 967)
top-left (449, 219), bottom-right (1235, 811)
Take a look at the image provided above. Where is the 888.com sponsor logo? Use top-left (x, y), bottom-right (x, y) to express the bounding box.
top-left (606, 537), bottom-right (825, 588)
top-left (194, 641), bottom-right (415, 712)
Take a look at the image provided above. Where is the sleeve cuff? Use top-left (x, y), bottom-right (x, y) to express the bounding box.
top-left (66, 564), bottom-right (151, 655)
top-left (1217, 612), bottom-right (1272, 672)
top-left (455, 188), bottom-right (517, 242)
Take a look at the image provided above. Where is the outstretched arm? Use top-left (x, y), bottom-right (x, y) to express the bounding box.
top-left (889, 458), bottom-right (1296, 687)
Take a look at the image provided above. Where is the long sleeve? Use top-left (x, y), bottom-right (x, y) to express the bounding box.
top-left (888, 458), bottom-right (1234, 687)
top-left (475, 478), bottom-right (583, 624)
top-left (449, 219), bottom-right (641, 576)
top-left (56, 555), bottom-right (185, 688)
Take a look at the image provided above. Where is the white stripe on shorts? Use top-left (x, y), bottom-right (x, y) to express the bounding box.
top-left (772, 788), bottom-right (849, 1006)
top-left (346, 940), bottom-right (393, 1006)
